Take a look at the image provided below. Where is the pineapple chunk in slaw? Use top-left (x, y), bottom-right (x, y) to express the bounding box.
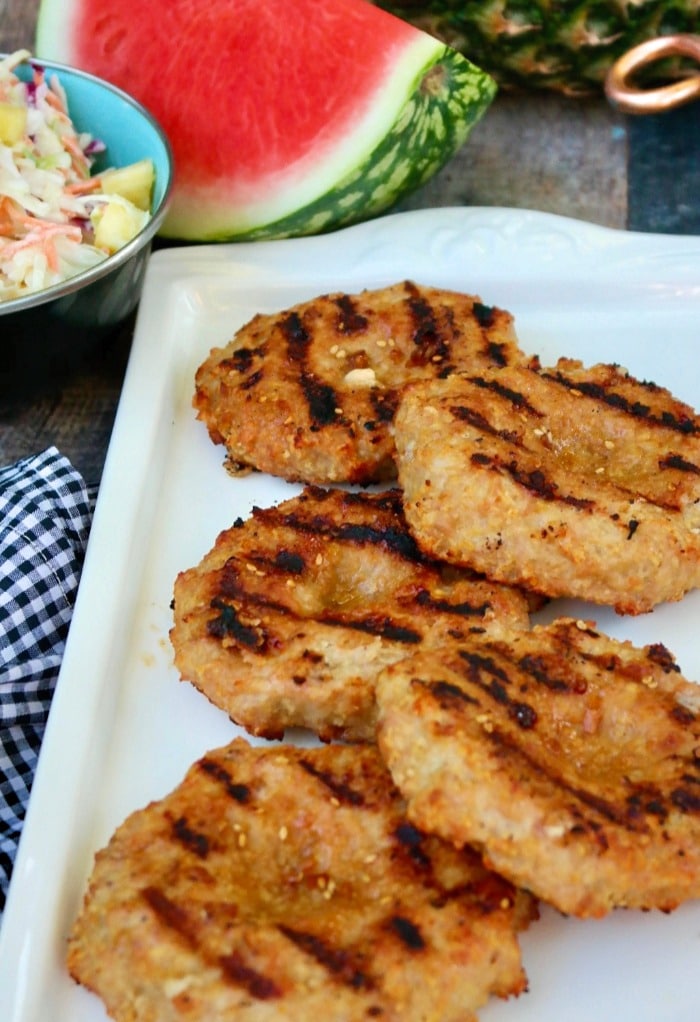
top-left (0, 50), bottom-right (153, 302)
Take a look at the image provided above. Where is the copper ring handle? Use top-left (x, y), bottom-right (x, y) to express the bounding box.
top-left (605, 34), bottom-right (700, 114)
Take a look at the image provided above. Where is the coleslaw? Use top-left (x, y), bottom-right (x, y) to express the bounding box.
top-left (0, 50), bottom-right (153, 301)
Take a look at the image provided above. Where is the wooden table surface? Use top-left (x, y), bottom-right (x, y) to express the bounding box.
top-left (2, 0), bottom-right (699, 488)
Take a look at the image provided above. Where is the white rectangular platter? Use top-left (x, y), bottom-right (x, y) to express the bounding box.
top-left (2, 207), bottom-right (700, 1022)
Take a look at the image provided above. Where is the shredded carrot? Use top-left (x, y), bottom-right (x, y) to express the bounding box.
top-left (58, 133), bottom-right (90, 178)
top-left (0, 196), bottom-right (24, 237)
top-left (0, 222), bottom-right (84, 260)
top-left (65, 176), bottom-right (103, 196)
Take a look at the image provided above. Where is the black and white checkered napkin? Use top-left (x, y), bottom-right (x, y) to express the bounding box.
top-left (0, 448), bottom-right (93, 915)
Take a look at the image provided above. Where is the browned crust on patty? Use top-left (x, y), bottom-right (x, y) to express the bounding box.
top-left (193, 280), bottom-right (525, 485)
top-left (170, 486), bottom-right (530, 742)
top-left (394, 360), bottom-right (700, 614)
top-left (375, 618), bottom-right (700, 918)
top-left (67, 739), bottom-right (536, 1022)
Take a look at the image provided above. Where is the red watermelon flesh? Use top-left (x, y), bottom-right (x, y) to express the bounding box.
top-left (71, 1), bottom-right (419, 186)
top-left (37, 0), bottom-right (496, 239)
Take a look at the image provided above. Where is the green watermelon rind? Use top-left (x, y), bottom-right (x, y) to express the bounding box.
top-left (164, 46), bottom-right (496, 242)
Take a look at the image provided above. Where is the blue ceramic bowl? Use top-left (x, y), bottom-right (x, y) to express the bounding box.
top-left (0, 56), bottom-right (174, 391)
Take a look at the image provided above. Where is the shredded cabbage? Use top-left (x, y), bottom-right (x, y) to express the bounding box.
top-left (0, 50), bottom-right (150, 302)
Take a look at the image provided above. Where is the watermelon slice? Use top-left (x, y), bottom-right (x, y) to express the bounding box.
top-left (36, 0), bottom-right (496, 241)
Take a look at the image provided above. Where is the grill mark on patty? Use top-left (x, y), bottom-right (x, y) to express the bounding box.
top-left (342, 488), bottom-right (402, 513)
top-left (450, 403), bottom-right (523, 445)
top-left (279, 925), bottom-right (373, 990)
top-left (218, 951), bottom-right (282, 999)
top-left (469, 453), bottom-right (594, 510)
top-left (626, 783), bottom-right (669, 822)
top-left (469, 375), bottom-right (543, 416)
top-left (369, 387), bottom-right (398, 423)
top-left (394, 821), bottom-right (431, 869)
top-left (142, 886), bottom-right (199, 943)
top-left (388, 915), bottom-right (425, 950)
top-left (322, 613), bottom-right (422, 644)
top-left (473, 304), bottom-right (512, 366)
top-left (475, 633), bottom-right (689, 711)
top-left (659, 452), bottom-right (700, 475)
top-left (486, 342), bottom-right (510, 367)
top-left (473, 302), bottom-right (496, 328)
top-left (260, 504), bottom-right (423, 561)
top-left (171, 816), bottom-right (210, 858)
top-left (405, 281), bottom-right (453, 367)
top-left (649, 642), bottom-right (682, 674)
top-left (480, 725), bottom-right (655, 832)
top-left (298, 759), bottom-right (366, 805)
top-left (199, 757), bottom-right (252, 803)
top-left (457, 650), bottom-right (538, 730)
top-left (672, 703), bottom-right (696, 726)
top-left (535, 631), bottom-right (685, 691)
top-left (208, 597), bottom-right (266, 650)
top-left (274, 549), bottom-right (306, 574)
top-left (444, 874), bottom-right (517, 915)
top-left (210, 573), bottom-right (434, 650)
top-left (542, 371), bottom-right (700, 436)
top-left (240, 368), bottom-right (264, 391)
top-left (512, 653), bottom-right (571, 692)
top-left (391, 817), bottom-right (513, 914)
top-left (281, 311), bottom-right (339, 426)
top-left (671, 787), bottom-right (700, 812)
top-left (213, 554), bottom-right (427, 646)
top-left (312, 520), bottom-right (421, 559)
top-left (334, 293), bottom-right (369, 334)
top-left (479, 631), bottom-right (636, 698)
top-left (142, 887), bottom-right (282, 1000)
top-left (223, 344), bottom-right (265, 375)
top-left (450, 378), bottom-right (699, 513)
top-left (243, 486), bottom-right (425, 568)
top-left (415, 587), bottom-right (491, 619)
top-left (414, 677), bottom-right (480, 708)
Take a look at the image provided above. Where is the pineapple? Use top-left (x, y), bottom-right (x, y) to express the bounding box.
top-left (0, 102), bottom-right (27, 144)
top-left (91, 197), bottom-right (149, 253)
top-left (373, 0), bottom-right (700, 95)
top-left (99, 158), bottom-right (155, 211)
top-left (90, 159), bottom-right (154, 253)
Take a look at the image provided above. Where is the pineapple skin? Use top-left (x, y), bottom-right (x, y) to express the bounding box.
top-left (374, 0), bottom-right (700, 95)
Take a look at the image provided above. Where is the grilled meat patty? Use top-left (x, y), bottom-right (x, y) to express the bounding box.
top-left (170, 486), bottom-right (530, 743)
top-left (375, 617), bottom-right (700, 918)
top-left (67, 738), bottom-right (536, 1022)
top-left (193, 280), bottom-right (525, 485)
top-left (394, 360), bottom-right (700, 614)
